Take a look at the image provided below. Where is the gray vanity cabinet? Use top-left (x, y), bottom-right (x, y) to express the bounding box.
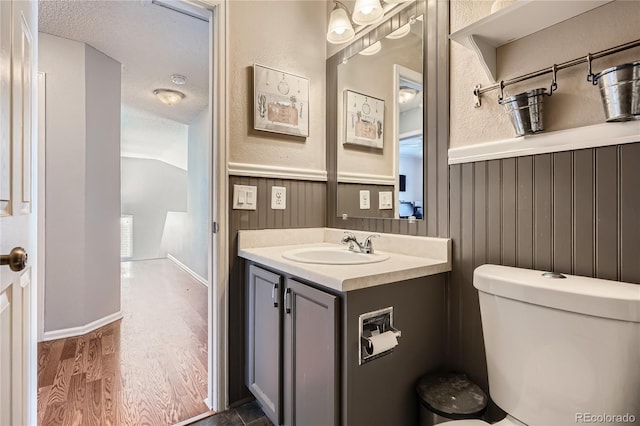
top-left (246, 264), bottom-right (339, 426)
top-left (246, 264), bottom-right (282, 424)
top-left (283, 279), bottom-right (339, 426)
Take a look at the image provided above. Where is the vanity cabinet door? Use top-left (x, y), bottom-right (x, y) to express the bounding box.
top-left (283, 279), bottom-right (339, 426)
top-left (246, 265), bottom-right (282, 425)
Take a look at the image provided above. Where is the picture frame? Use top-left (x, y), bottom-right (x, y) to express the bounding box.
top-left (253, 64), bottom-right (310, 138)
top-left (344, 90), bottom-right (384, 149)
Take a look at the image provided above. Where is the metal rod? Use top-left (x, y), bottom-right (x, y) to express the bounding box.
top-left (475, 39), bottom-right (640, 97)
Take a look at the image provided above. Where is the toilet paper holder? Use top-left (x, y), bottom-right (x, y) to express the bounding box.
top-left (359, 306), bottom-right (402, 365)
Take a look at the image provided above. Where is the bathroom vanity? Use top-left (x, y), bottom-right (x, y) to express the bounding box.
top-left (239, 228), bottom-right (451, 426)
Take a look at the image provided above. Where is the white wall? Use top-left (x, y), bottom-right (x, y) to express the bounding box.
top-left (121, 157), bottom-right (187, 261)
top-left (84, 45), bottom-right (122, 324)
top-left (164, 109), bottom-right (209, 280)
top-left (399, 153), bottom-right (422, 203)
top-left (228, 1), bottom-right (327, 172)
top-left (450, 0), bottom-right (640, 147)
top-left (39, 33), bottom-right (121, 332)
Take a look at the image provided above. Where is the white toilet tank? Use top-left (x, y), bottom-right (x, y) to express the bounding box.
top-left (474, 265), bottom-right (640, 426)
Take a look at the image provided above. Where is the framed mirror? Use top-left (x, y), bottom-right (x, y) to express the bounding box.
top-left (331, 1), bottom-right (425, 221)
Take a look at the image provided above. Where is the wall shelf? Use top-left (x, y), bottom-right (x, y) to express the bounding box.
top-left (449, 0), bottom-right (613, 82)
top-left (448, 121), bottom-right (640, 165)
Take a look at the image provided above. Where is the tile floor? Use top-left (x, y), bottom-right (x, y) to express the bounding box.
top-left (191, 400), bottom-right (272, 426)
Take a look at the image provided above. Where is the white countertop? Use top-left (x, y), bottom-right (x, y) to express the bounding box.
top-left (237, 228), bottom-right (451, 292)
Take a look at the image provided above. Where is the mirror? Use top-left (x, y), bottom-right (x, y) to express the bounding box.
top-left (335, 3), bottom-right (424, 220)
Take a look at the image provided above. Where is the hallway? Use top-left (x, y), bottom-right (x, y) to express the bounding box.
top-left (37, 259), bottom-right (210, 425)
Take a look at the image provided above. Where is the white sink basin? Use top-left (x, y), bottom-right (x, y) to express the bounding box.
top-left (282, 246), bottom-right (389, 265)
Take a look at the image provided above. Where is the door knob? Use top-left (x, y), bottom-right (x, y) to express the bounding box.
top-left (1, 247), bottom-right (28, 272)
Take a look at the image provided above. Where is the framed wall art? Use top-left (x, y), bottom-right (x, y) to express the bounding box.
top-left (254, 64), bottom-right (310, 138)
top-left (344, 90), bottom-right (384, 149)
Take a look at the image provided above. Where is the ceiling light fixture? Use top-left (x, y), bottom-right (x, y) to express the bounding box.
top-left (398, 86), bottom-right (418, 104)
top-left (327, 1), bottom-right (355, 44)
top-left (358, 41), bottom-right (382, 56)
top-left (352, 0), bottom-right (384, 25)
top-left (171, 74), bottom-right (187, 85)
top-left (386, 22), bottom-right (411, 39)
top-left (153, 88), bottom-right (185, 106)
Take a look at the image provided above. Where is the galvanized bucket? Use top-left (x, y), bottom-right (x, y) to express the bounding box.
top-left (593, 61), bottom-right (640, 122)
top-left (500, 88), bottom-right (546, 137)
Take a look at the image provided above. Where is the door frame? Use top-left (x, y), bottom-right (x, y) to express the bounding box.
top-left (33, 0), bottom-right (230, 417)
top-left (194, 0), bottom-right (229, 412)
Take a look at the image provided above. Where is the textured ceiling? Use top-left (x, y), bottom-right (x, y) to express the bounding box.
top-left (39, 0), bottom-right (209, 125)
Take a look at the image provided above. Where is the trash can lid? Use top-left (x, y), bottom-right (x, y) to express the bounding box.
top-left (416, 372), bottom-right (488, 417)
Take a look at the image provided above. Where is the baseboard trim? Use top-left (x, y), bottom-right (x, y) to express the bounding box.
top-left (173, 409), bottom-right (216, 426)
top-left (167, 254), bottom-right (208, 287)
top-left (42, 310), bottom-right (123, 342)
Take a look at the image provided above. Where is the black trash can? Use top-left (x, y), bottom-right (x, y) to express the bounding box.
top-left (416, 372), bottom-right (488, 426)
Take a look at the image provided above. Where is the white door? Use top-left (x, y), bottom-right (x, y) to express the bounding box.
top-left (0, 1), bottom-right (36, 425)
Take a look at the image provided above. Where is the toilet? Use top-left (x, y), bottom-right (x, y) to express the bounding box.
top-left (443, 265), bottom-right (640, 426)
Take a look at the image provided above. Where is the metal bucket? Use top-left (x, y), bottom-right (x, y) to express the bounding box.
top-left (500, 88), bottom-right (546, 137)
top-left (593, 61), bottom-right (640, 122)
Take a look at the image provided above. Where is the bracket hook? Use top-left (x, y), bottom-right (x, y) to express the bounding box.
top-left (473, 84), bottom-right (482, 108)
top-left (498, 80), bottom-right (505, 104)
top-left (547, 64), bottom-right (558, 96)
top-left (586, 54), bottom-right (598, 85)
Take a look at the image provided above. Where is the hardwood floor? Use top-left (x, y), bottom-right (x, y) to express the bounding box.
top-left (38, 259), bottom-right (210, 426)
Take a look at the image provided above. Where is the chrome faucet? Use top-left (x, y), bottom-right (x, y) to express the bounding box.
top-left (341, 232), bottom-right (380, 254)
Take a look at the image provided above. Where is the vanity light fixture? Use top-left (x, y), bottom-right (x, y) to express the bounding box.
top-left (327, 1), bottom-right (355, 44)
top-left (385, 22), bottom-right (411, 39)
top-left (352, 0), bottom-right (384, 25)
top-left (153, 88), bottom-right (185, 106)
top-left (358, 41), bottom-right (382, 56)
top-left (398, 86), bottom-right (418, 103)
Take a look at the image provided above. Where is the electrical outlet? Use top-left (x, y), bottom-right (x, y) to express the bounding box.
top-left (359, 190), bottom-right (370, 210)
top-left (379, 191), bottom-right (393, 210)
top-left (233, 184), bottom-right (257, 210)
top-left (271, 186), bottom-right (286, 210)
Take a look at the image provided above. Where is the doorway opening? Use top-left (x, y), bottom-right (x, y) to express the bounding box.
top-left (36, 0), bottom-right (220, 423)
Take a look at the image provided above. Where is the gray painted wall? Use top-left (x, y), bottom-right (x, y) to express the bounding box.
top-left (228, 176), bottom-right (327, 404)
top-left (121, 158), bottom-right (187, 261)
top-left (165, 109), bottom-right (209, 279)
top-left (447, 143), bottom-right (640, 401)
top-left (39, 33), bottom-right (121, 332)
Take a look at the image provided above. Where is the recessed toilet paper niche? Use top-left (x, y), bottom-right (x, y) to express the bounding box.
top-left (359, 306), bottom-right (402, 365)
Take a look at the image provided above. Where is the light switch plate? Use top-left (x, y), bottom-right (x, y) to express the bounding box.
top-left (359, 190), bottom-right (370, 210)
top-left (379, 191), bottom-right (393, 210)
top-left (271, 186), bottom-right (286, 210)
top-left (233, 184), bottom-right (257, 210)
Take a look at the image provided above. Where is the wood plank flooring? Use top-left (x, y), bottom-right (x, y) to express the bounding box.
top-left (38, 259), bottom-right (210, 426)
